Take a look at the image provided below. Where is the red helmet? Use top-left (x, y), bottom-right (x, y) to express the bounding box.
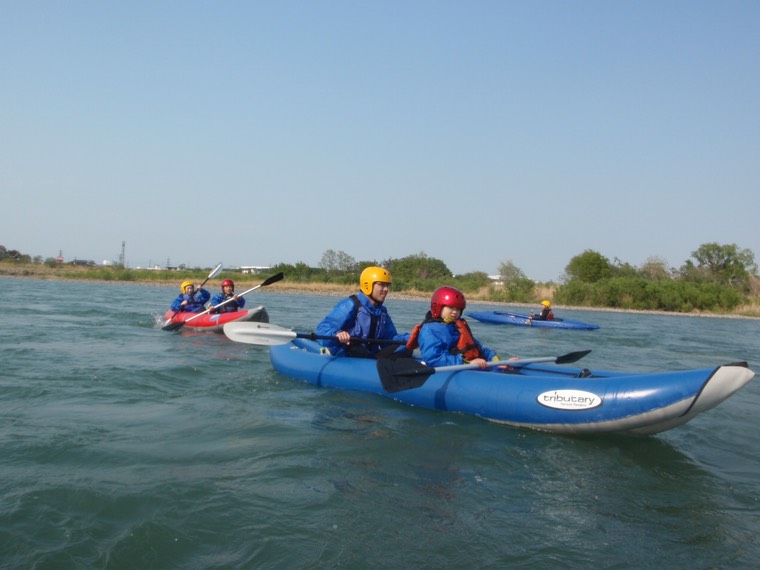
top-left (430, 286), bottom-right (466, 319)
top-left (221, 279), bottom-right (235, 289)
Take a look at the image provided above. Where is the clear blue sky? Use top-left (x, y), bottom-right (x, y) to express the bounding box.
top-left (3, 1), bottom-right (758, 282)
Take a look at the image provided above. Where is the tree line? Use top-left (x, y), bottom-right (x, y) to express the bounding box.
top-left (550, 243), bottom-right (757, 312)
top-left (3, 242), bottom-right (758, 313)
top-left (0, 246), bottom-right (35, 264)
top-left (270, 243), bottom-right (758, 313)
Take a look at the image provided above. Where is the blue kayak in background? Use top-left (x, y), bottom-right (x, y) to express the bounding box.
top-left (468, 310), bottom-right (600, 330)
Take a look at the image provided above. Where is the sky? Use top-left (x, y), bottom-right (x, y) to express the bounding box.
top-left (2, 1), bottom-right (759, 282)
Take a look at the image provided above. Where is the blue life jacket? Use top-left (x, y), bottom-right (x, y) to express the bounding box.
top-left (210, 293), bottom-right (246, 313)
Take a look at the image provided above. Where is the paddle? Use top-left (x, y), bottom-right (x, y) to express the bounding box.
top-left (377, 350), bottom-right (592, 393)
top-left (494, 310), bottom-right (564, 323)
top-left (223, 321), bottom-right (408, 347)
top-left (161, 263), bottom-right (223, 330)
top-left (163, 272), bottom-right (284, 332)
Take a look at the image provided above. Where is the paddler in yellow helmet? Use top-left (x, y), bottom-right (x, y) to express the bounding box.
top-left (315, 266), bottom-right (409, 357)
top-left (170, 279), bottom-right (211, 313)
top-left (531, 300), bottom-right (554, 321)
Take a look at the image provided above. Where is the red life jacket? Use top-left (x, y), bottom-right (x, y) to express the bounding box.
top-left (406, 317), bottom-right (483, 362)
top-left (536, 308), bottom-right (553, 321)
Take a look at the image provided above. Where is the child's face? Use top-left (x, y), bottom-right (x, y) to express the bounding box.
top-left (223, 285), bottom-right (234, 294)
top-left (440, 306), bottom-right (461, 321)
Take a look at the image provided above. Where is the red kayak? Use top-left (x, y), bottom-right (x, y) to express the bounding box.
top-left (162, 305), bottom-right (269, 333)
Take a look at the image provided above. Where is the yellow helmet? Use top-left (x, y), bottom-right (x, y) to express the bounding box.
top-left (359, 266), bottom-right (392, 296)
top-left (541, 300), bottom-right (551, 307)
top-left (181, 280), bottom-right (194, 293)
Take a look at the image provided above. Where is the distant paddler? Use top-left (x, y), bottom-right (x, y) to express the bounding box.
top-left (529, 300), bottom-right (554, 322)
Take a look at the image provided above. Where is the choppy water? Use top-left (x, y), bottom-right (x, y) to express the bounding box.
top-left (1, 277), bottom-right (759, 569)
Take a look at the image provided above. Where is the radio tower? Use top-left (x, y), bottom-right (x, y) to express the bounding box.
top-left (119, 241), bottom-right (126, 267)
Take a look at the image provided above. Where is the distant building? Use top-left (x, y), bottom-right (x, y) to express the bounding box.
top-left (240, 266), bottom-right (271, 274)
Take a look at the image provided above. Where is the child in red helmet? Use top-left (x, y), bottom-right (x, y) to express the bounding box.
top-left (406, 286), bottom-right (505, 369)
top-left (210, 279), bottom-right (246, 313)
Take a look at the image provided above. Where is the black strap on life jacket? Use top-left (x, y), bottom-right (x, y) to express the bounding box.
top-left (349, 294), bottom-right (378, 339)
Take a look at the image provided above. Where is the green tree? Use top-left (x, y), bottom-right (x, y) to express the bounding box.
top-left (319, 249), bottom-right (337, 270)
top-left (564, 250), bottom-right (611, 283)
top-left (498, 260), bottom-right (535, 301)
top-left (335, 251), bottom-right (357, 272)
top-left (270, 261), bottom-right (316, 281)
top-left (319, 249), bottom-right (357, 272)
top-left (453, 271), bottom-right (492, 293)
top-left (639, 256), bottom-right (671, 281)
top-left (610, 257), bottom-right (638, 278)
top-left (685, 242), bottom-right (757, 289)
top-left (384, 252), bottom-right (452, 281)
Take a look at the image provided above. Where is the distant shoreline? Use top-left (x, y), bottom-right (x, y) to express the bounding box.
top-left (3, 271), bottom-right (758, 320)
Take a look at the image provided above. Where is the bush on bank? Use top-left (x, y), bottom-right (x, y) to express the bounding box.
top-left (554, 277), bottom-right (743, 312)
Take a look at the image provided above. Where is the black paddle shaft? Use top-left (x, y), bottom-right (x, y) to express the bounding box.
top-left (377, 350), bottom-right (592, 394)
top-left (297, 332), bottom-right (406, 345)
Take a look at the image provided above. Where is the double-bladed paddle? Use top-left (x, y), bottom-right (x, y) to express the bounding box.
top-left (495, 310), bottom-right (566, 324)
top-left (377, 350), bottom-right (592, 393)
top-left (223, 321), bottom-right (407, 347)
top-left (161, 263), bottom-right (223, 330)
top-left (163, 271), bottom-right (284, 332)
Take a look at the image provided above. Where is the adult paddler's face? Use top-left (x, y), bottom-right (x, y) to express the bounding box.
top-left (371, 281), bottom-right (391, 303)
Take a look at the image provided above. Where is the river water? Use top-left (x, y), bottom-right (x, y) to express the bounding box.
top-left (1, 277), bottom-right (759, 569)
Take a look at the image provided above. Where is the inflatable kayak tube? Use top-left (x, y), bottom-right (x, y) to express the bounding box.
top-left (163, 306), bottom-right (269, 333)
top-left (469, 310), bottom-right (599, 330)
top-left (268, 338), bottom-right (753, 436)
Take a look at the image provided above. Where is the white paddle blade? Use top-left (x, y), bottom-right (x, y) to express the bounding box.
top-left (223, 322), bottom-right (297, 345)
top-left (209, 263), bottom-right (224, 279)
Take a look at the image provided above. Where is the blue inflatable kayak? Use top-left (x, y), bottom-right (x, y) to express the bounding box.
top-left (267, 338), bottom-right (753, 435)
top-left (468, 310), bottom-right (600, 330)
